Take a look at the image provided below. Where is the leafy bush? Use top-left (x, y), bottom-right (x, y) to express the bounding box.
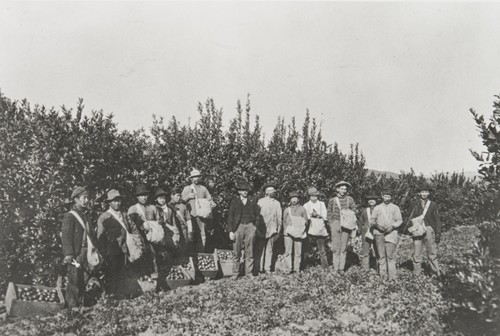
top-left (0, 225), bottom-right (478, 336)
top-left (443, 222), bottom-right (500, 335)
top-left (0, 90), bottom-right (492, 303)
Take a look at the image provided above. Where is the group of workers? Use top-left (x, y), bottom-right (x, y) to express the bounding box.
top-left (61, 168), bottom-right (442, 308)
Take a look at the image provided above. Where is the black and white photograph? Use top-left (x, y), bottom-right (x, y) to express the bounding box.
top-left (0, 1), bottom-right (499, 335)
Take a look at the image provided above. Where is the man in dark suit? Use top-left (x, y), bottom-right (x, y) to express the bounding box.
top-left (408, 184), bottom-right (442, 276)
top-left (61, 186), bottom-right (91, 308)
top-left (227, 180), bottom-right (262, 279)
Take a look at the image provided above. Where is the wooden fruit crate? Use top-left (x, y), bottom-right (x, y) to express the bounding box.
top-left (56, 275), bottom-right (67, 289)
top-left (215, 249), bottom-right (235, 277)
top-left (5, 282), bottom-right (65, 317)
top-left (137, 277), bottom-right (157, 293)
top-left (196, 252), bottom-right (219, 279)
top-left (165, 266), bottom-right (191, 290)
top-left (175, 256), bottom-right (196, 281)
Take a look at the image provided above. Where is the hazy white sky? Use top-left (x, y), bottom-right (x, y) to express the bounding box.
top-left (1, 1), bottom-right (499, 175)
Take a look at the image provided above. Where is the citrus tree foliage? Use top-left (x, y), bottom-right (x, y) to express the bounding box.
top-left (470, 94), bottom-right (500, 218)
top-left (0, 93), bottom-right (149, 290)
top-left (0, 91), bottom-right (488, 293)
top-left (442, 94), bottom-right (500, 334)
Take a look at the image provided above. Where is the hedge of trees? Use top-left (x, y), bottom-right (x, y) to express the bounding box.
top-left (0, 91), bottom-right (492, 294)
top-left (442, 94), bottom-right (500, 334)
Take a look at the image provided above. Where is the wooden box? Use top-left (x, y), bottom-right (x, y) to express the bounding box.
top-left (5, 282), bottom-right (65, 317)
top-left (176, 256), bottom-right (196, 281)
top-left (196, 252), bottom-right (219, 279)
top-left (165, 266), bottom-right (191, 290)
top-left (215, 249), bottom-right (235, 277)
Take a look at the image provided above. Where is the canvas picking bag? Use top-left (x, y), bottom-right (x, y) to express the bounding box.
top-left (285, 208), bottom-right (307, 239)
top-left (144, 220), bottom-right (165, 244)
top-left (70, 211), bottom-right (103, 270)
top-left (192, 185), bottom-right (212, 218)
top-left (135, 204), bottom-right (165, 243)
top-left (335, 197), bottom-right (358, 230)
top-left (408, 201), bottom-right (431, 237)
top-left (108, 209), bottom-right (144, 263)
top-left (307, 202), bottom-right (329, 237)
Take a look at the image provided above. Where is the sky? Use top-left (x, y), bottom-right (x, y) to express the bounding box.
top-left (1, 1), bottom-right (500, 175)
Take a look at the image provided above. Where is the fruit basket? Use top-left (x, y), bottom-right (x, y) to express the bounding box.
top-left (215, 249), bottom-right (235, 277)
top-left (4, 282), bottom-right (65, 317)
top-left (164, 266), bottom-right (191, 290)
top-left (196, 252), bottom-right (219, 279)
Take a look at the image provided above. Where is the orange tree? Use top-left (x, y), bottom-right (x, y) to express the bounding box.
top-left (0, 90), bottom-right (490, 294)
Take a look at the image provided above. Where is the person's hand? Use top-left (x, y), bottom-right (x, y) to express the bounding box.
top-left (385, 226), bottom-right (394, 234)
top-left (187, 231), bottom-right (194, 242)
top-left (435, 234), bottom-right (441, 244)
top-left (63, 255), bottom-right (73, 264)
top-left (229, 232), bottom-right (235, 241)
top-left (188, 192), bottom-right (196, 199)
top-left (374, 224), bottom-right (385, 232)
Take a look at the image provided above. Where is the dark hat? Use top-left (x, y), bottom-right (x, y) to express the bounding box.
top-left (106, 189), bottom-right (122, 202)
top-left (71, 187), bottom-right (88, 200)
top-left (263, 183), bottom-right (277, 190)
top-left (416, 183), bottom-right (433, 192)
top-left (308, 187), bottom-right (320, 196)
top-left (236, 180), bottom-right (251, 191)
top-left (154, 188), bottom-right (168, 199)
top-left (365, 194), bottom-right (379, 201)
top-left (335, 181), bottom-right (352, 189)
top-left (134, 184), bottom-right (149, 196)
top-left (289, 190), bottom-right (301, 199)
top-left (380, 189), bottom-right (393, 196)
top-left (170, 186), bottom-right (183, 195)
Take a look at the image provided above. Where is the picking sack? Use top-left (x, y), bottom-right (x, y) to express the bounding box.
top-left (335, 197), bottom-right (358, 230)
top-left (108, 210), bottom-right (144, 263)
top-left (408, 201), bottom-right (431, 237)
top-left (285, 208), bottom-right (307, 239)
top-left (70, 211), bottom-right (103, 271)
top-left (144, 220), bottom-right (165, 244)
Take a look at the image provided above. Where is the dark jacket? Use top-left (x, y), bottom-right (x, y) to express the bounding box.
top-left (408, 199), bottom-right (442, 235)
top-left (61, 206), bottom-right (90, 258)
top-left (97, 210), bottom-right (139, 256)
top-left (358, 207), bottom-right (376, 233)
top-left (227, 197), bottom-right (263, 235)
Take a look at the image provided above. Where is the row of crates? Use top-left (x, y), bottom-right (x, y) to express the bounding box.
top-left (3, 249), bottom-right (236, 318)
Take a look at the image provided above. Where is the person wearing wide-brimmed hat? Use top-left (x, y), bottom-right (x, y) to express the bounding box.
top-left (358, 194), bottom-right (379, 271)
top-left (97, 189), bottom-right (140, 297)
top-left (154, 187), bottom-right (189, 260)
top-left (303, 187), bottom-right (329, 269)
top-left (370, 189), bottom-right (403, 280)
top-left (61, 186), bottom-right (94, 308)
top-left (181, 169), bottom-right (215, 253)
top-left (408, 183), bottom-right (442, 276)
top-left (127, 183), bottom-right (164, 279)
top-left (255, 183), bottom-right (282, 273)
top-left (282, 190), bottom-right (308, 273)
top-left (227, 180), bottom-right (261, 279)
top-left (327, 181), bottom-right (357, 272)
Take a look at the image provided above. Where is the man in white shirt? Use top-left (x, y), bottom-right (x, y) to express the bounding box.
top-left (256, 184), bottom-right (282, 273)
top-left (370, 189), bottom-right (403, 280)
top-left (181, 169), bottom-right (215, 253)
top-left (303, 187), bottom-right (329, 269)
